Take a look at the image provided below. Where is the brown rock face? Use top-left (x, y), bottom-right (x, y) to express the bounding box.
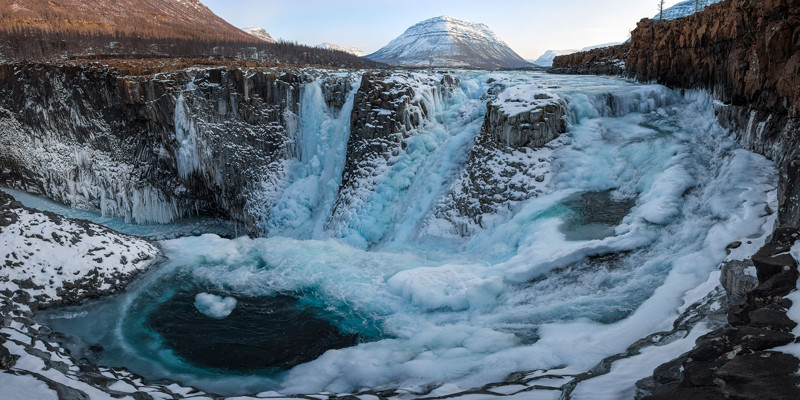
top-left (625, 0), bottom-right (799, 117)
top-left (549, 45), bottom-right (628, 75)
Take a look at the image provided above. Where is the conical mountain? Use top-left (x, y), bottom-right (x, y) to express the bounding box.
top-left (366, 16), bottom-right (531, 69)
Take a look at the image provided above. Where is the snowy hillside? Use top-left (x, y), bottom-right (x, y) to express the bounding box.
top-left (366, 16), bottom-right (531, 69)
top-left (316, 42), bottom-right (366, 57)
top-left (654, 0), bottom-right (724, 20)
top-left (244, 26), bottom-right (276, 43)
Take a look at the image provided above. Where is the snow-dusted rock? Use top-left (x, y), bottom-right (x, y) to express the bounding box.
top-left (366, 16), bottom-right (531, 69)
top-left (422, 81), bottom-right (566, 237)
top-left (0, 191), bottom-right (159, 310)
top-left (485, 83), bottom-right (567, 148)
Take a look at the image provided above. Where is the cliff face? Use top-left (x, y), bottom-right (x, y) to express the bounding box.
top-left (0, 63), bottom-right (353, 233)
top-left (625, 0), bottom-right (798, 117)
top-left (549, 45), bottom-right (628, 75)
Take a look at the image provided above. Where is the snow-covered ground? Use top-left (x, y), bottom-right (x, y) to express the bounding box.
top-left (0, 192), bottom-right (159, 310)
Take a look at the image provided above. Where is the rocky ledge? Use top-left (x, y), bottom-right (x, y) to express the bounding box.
top-left (424, 79), bottom-right (567, 237)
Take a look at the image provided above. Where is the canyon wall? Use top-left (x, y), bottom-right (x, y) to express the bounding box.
top-left (0, 63), bottom-right (355, 233)
top-left (0, 65), bottom-right (569, 240)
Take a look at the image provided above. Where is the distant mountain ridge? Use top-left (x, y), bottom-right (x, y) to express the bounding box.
top-left (366, 16), bottom-right (531, 69)
top-left (316, 43), bottom-right (366, 57)
top-left (655, 0), bottom-right (724, 20)
top-left (243, 27), bottom-right (276, 43)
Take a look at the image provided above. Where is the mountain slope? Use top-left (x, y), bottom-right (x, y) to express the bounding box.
top-left (0, 0), bottom-right (257, 42)
top-left (317, 42), bottom-right (366, 57)
top-left (244, 27), bottom-right (277, 43)
top-left (366, 16), bottom-right (531, 69)
top-left (0, 0), bottom-right (382, 67)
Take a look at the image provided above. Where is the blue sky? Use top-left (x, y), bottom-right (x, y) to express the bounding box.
top-left (202, 0), bottom-right (684, 60)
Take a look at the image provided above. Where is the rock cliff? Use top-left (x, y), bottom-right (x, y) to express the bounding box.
top-left (424, 79), bottom-right (567, 236)
top-left (549, 45), bottom-right (628, 75)
top-left (0, 63), bottom-right (353, 234)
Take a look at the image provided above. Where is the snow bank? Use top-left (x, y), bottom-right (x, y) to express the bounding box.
top-left (0, 192), bottom-right (160, 309)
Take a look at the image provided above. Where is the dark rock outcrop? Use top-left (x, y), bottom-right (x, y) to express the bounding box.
top-left (327, 72), bottom-right (445, 240)
top-left (637, 229), bottom-right (800, 399)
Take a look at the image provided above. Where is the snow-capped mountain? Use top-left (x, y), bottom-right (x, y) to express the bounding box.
top-left (365, 16), bottom-right (531, 69)
top-left (316, 42), bottom-right (366, 57)
top-left (243, 27), bottom-right (276, 43)
top-left (531, 50), bottom-right (577, 67)
top-left (654, 0), bottom-right (723, 20)
top-left (532, 42), bottom-right (623, 67)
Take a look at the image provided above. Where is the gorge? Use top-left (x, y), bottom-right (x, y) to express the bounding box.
top-left (1, 0), bottom-right (799, 399)
top-left (0, 65), bottom-right (786, 399)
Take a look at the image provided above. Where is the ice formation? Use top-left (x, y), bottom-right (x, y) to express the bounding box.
top-left (193, 293), bottom-right (237, 319)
